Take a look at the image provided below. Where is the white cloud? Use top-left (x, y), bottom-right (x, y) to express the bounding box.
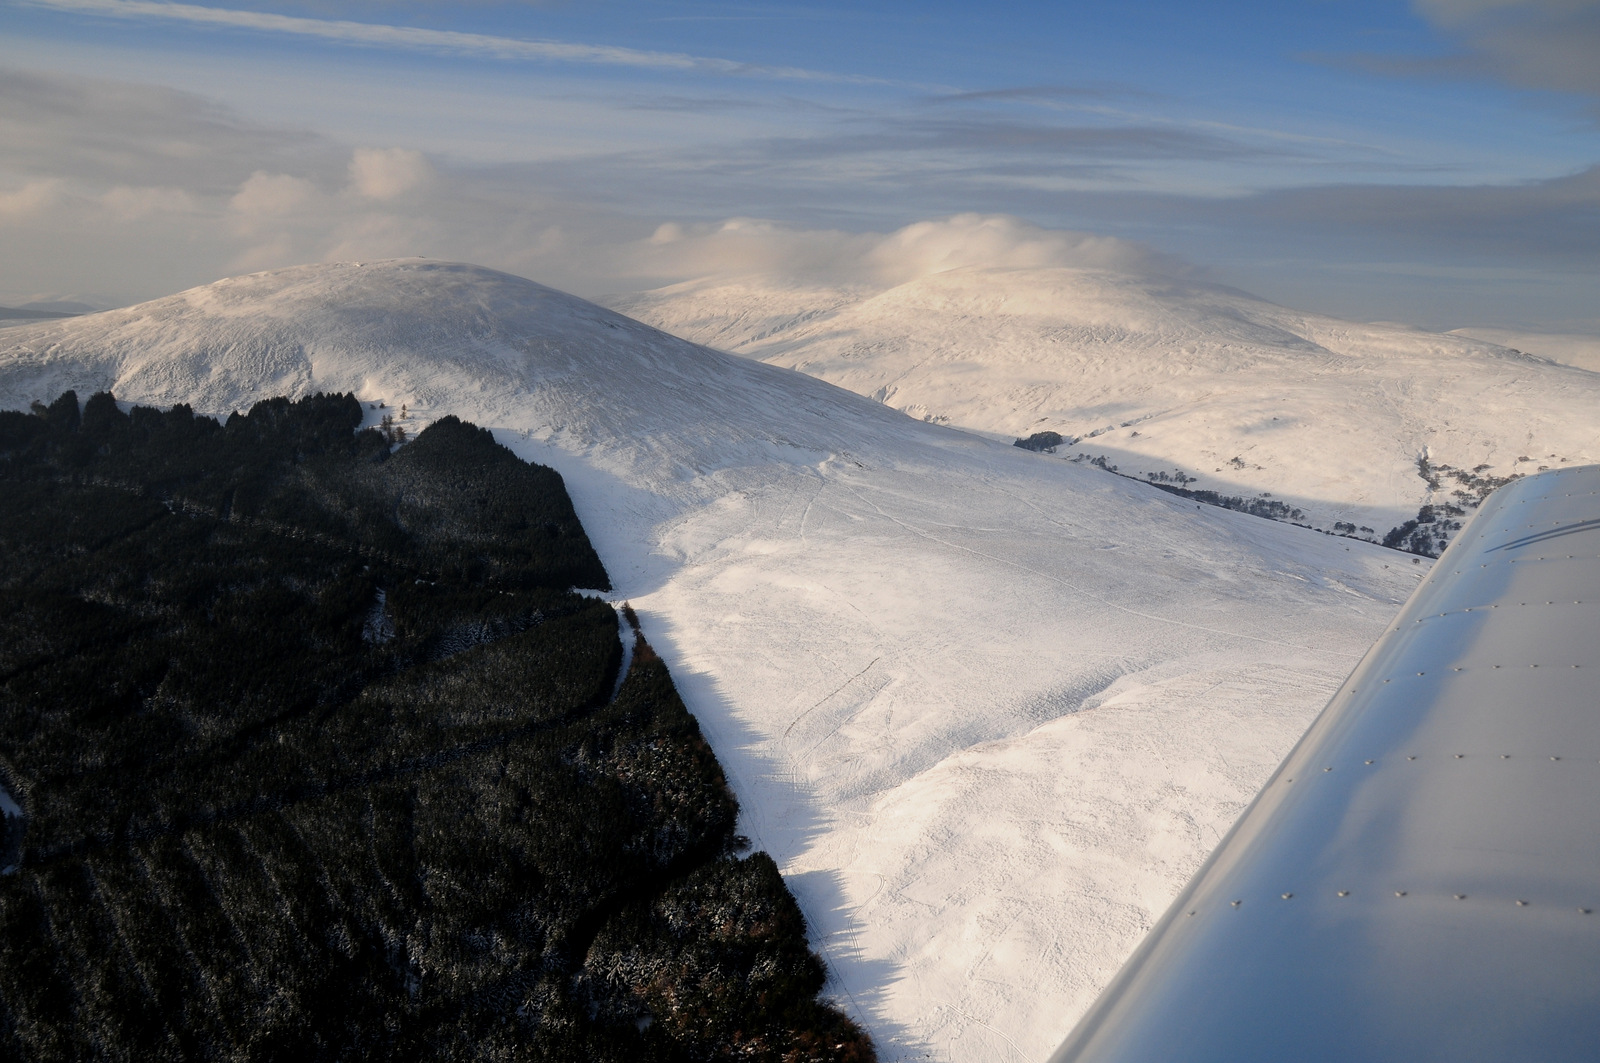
top-left (229, 171), bottom-right (320, 217)
top-left (24, 0), bottom-right (887, 84)
top-left (628, 213), bottom-right (1185, 288)
top-left (0, 65), bottom-right (1591, 327)
top-left (322, 210), bottom-right (442, 264)
top-left (101, 184), bottom-right (195, 220)
top-left (347, 147), bottom-right (434, 200)
top-left (227, 232), bottom-right (301, 275)
top-left (1413, 0), bottom-right (1600, 96)
top-left (863, 214), bottom-right (1178, 284)
top-left (1415, 0), bottom-right (1591, 26)
top-left (0, 179), bottom-right (65, 221)
top-left (0, 67), bottom-right (331, 193)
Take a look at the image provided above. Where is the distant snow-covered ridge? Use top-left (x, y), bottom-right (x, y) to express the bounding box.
top-left (1448, 326), bottom-right (1600, 375)
top-left (608, 267), bottom-right (1600, 554)
top-left (0, 260), bottom-right (1423, 1063)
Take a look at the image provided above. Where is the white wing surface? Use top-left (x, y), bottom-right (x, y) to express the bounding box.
top-left (1050, 465), bottom-right (1600, 1062)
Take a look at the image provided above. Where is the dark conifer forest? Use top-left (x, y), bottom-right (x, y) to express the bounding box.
top-left (0, 390), bottom-right (874, 1062)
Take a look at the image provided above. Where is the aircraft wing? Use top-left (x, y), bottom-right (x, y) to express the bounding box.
top-left (1048, 465), bottom-right (1600, 1063)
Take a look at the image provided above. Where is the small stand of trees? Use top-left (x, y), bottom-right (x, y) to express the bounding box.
top-left (1014, 430), bottom-right (1072, 453)
top-left (1381, 455), bottom-right (1523, 557)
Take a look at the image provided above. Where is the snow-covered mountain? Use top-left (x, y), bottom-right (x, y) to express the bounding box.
top-left (1448, 326), bottom-right (1600, 375)
top-left (609, 268), bottom-right (1600, 547)
top-left (0, 260), bottom-right (1421, 1063)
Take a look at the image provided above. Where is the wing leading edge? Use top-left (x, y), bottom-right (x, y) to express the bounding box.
top-left (1048, 465), bottom-right (1600, 1063)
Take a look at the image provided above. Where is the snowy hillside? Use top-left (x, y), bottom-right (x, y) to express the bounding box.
top-left (609, 268), bottom-right (1600, 549)
top-left (1448, 326), bottom-right (1600, 375)
top-left (0, 261), bottom-right (1422, 1063)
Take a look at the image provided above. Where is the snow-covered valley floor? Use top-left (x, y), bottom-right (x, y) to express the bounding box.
top-left (0, 261), bottom-right (1425, 1061)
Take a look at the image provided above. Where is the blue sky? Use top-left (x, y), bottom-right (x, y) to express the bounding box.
top-left (1, 0), bottom-right (1597, 328)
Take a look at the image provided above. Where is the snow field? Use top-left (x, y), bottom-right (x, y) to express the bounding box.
top-left (1, 261), bottom-right (1423, 1061)
top-left (611, 267), bottom-right (1600, 539)
top-left (577, 448), bottom-right (1412, 1060)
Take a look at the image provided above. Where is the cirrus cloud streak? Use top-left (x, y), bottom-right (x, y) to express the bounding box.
top-left (20, 0), bottom-right (894, 85)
